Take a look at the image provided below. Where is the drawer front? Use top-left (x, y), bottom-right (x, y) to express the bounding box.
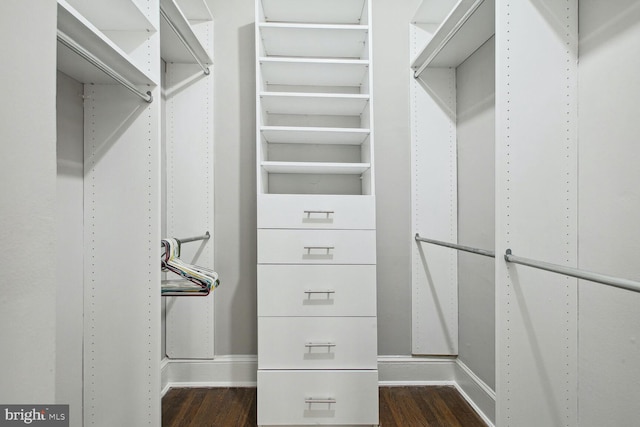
top-left (258, 194), bottom-right (375, 230)
top-left (258, 317), bottom-right (377, 370)
top-left (257, 370), bottom-right (379, 426)
top-left (258, 229), bottom-right (376, 265)
top-left (258, 265), bottom-right (376, 317)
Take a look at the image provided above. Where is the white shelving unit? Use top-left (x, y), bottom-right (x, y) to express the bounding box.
top-left (54, 0), bottom-right (214, 423)
top-left (261, 161), bottom-right (370, 175)
top-left (256, 0), bottom-right (378, 425)
top-left (410, 0), bottom-right (494, 72)
top-left (260, 0), bottom-right (368, 24)
top-left (410, 2), bottom-right (498, 424)
top-left (57, 0), bottom-right (158, 86)
top-left (260, 92), bottom-right (369, 116)
top-left (55, 0), bottom-right (161, 425)
top-left (259, 24), bottom-right (369, 59)
top-left (260, 58), bottom-right (369, 89)
top-left (160, 0), bottom-right (213, 65)
top-left (261, 127), bottom-right (371, 145)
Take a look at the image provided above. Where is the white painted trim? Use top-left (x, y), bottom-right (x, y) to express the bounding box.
top-left (377, 355), bottom-right (456, 385)
top-left (161, 354), bottom-right (494, 426)
top-left (162, 355), bottom-right (258, 393)
top-left (161, 358), bottom-right (171, 397)
top-left (454, 359), bottom-right (495, 427)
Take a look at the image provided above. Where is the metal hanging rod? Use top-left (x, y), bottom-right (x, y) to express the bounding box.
top-left (160, 6), bottom-right (210, 76)
top-left (57, 30), bottom-right (153, 103)
top-left (504, 249), bottom-right (640, 294)
top-left (176, 231), bottom-right (210, 245)
top-left (415, 234), bottom-right (495, 258)
top-left (413, 0), bottom-right (486, 78)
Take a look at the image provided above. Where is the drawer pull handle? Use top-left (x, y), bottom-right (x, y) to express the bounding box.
top-left (304, 246), bottom-right (334, 254)
top-left (304, 290), bottom-right (335, 295)
top-left (305, 398), bottom-right (336, 405)
top-left (305, 342), bottom-right (336, 348)
top-left (304, 210), bottom-right (334, 216)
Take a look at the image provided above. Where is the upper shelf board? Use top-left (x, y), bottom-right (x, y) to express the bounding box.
top-left (260, 24), bottom-right (368, 59)
top-left (175, 0), bottom-right (213, 21)
top-left (62, 0), bottom-right (156, 31)
top-left (260, 92), bottom-right (369, 116)
top-left (411, 0), bottom-right (495, 71)
top-left (260, 58), bottom-right (369, 88)
top-left (262, 161), bottom-right (371, 175)
top-left (57, 0), bottom-right (158, 85)
top-left (261, 126), bottom-right (371, 145)
top-left (259, 0), bottom-right (367, 24)
top-left (160, 0), bottom-right (212, 64)
top-left (412, 0), bottom-right (458, 24)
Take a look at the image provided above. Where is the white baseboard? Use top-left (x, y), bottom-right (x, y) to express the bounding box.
top-left (161, 354), bottom-right (495, 426)
top-left (162, 355), bottom-right (258, 396)
top-left (454, 359), bottom-right (495, 427)
top-left (377, 355), bottom-right (457, 385)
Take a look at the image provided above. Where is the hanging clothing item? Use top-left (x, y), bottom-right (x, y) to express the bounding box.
top-left (161, 238), bottom-right (219, 296)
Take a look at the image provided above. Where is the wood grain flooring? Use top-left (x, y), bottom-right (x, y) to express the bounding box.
top-left (162, 386), bottom-right (487, 427)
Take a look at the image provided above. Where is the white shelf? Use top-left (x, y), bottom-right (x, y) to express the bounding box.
top-left (262, 161), bottom-right (371, 175)
top-left (176, 0), bottom-right (213, 21)
top-left (261, 126), bottom-right (370, 145)
top-left (63, 0), bottom-right (156, 32)
top-left (411, 0), bottom-right (495, 70)
top-left (260, 24), bottom-right (368, 59)
top-left (260, 58), bottom-right (369, 88)
top-left (160, 0), bottom-right (213, 64)
top-left (412, 0), bottom-right (458, 24)
top-left (260, 92), bottom-right (369, 116)
top-left (260, 0), bottom-right (367, 24)
top-left (57, 0), bottom-right (158, 85)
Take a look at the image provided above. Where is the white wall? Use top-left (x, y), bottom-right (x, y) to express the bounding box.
top-left (456, 38), bottom-right (495, 390)
top-left (208, 0), bottom-right (419, 356)
top-left (0, 0), bottom-right (58, 402)
top-left (372, 0), bottom-right (420, 356)
top-left (578, 1), bottom-right (640, 424)
top-left (209, 0), bottom-right (258, 354)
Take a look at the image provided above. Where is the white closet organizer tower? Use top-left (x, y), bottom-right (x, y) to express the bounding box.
top-left (255, 0), bottom-right (379, 426)
top-left (56, 0), bottom-right (161, 425)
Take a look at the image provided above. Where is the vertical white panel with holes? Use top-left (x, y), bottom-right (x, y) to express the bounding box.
top-left (84, 82), bottom-right (161, 426)
top-left (495, 0), bottom-right (578, 425)
top-left (162, 1), bottom-right (215, 359)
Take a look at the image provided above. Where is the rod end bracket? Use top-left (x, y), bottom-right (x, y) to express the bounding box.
top-left (504, 248), bottom-right (512, 262)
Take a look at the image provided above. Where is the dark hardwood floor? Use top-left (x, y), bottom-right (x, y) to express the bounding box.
top-left (162, 386), bottom-right (487, 427)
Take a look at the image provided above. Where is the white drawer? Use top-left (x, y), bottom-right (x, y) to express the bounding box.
top-left (257, 370), bottom-right (379, 426)
top-left (258, 194), bottom-right (375, 230)
top-left (258, 265), bottom-right (376, 317)
top-left (258, 229), bottom-right (376, 265)
top-left (258, 317), bottom-right (377, 370)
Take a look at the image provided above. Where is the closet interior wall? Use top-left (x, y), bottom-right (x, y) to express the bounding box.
top-left (455, 38), bottom-right (495, 392)
top-left (0, 0), bottom-right (57, 404)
